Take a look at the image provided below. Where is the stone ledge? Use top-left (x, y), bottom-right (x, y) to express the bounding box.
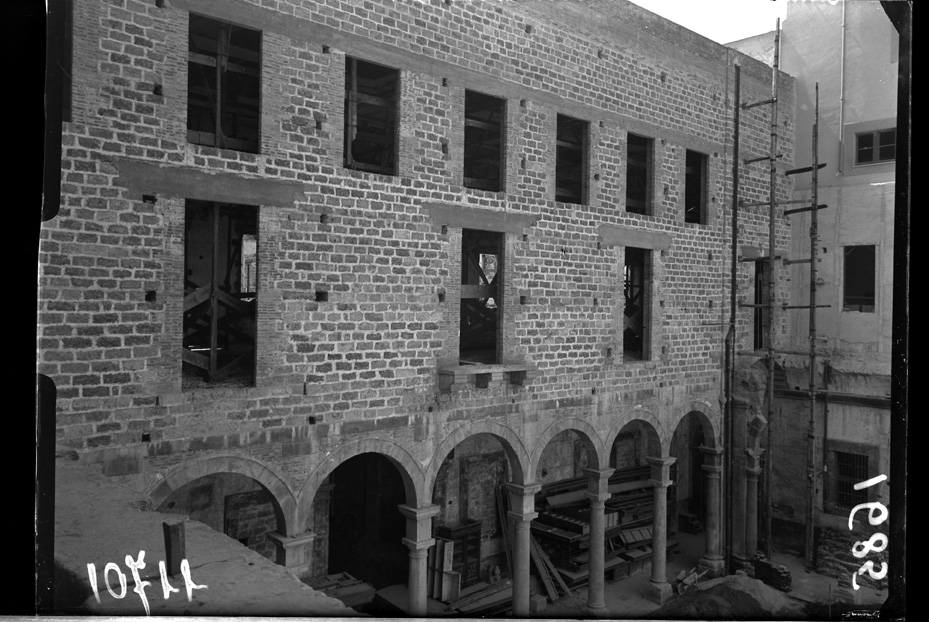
top-left (437, 363), bottom-right (539, 393)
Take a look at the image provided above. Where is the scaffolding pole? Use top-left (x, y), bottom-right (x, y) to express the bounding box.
top-left (804, 85), bottom-right (821, 570)
top-left (762, 19), bottom-right (781, 561)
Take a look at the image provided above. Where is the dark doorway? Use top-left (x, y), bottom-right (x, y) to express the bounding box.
top-left (328, 453), bottom-right (408, 589)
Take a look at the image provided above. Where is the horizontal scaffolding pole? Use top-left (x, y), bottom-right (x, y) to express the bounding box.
top-left (785, 162), bottom-right (827, 176)
top-left (783, 258), bottom-right (811, 265)
top-left (739, 255), bottom-right (782, 262)
top-left (742, 97), bottom-right (777, 110)
top-left (784, 204), bottom-right (828, 216)
top-left (743, 154), bottom-right (782, 165)
top-left (739, 198), bottom-right (809, 208)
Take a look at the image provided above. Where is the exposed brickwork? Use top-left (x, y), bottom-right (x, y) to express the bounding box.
top-left (42, 0), bottom-right (795, 579)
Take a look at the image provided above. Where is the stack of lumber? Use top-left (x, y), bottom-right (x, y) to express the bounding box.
top-left (308, 572), bottom-right (375, 607)
top-left (427, 537), bottom-right (461, 602)
top-left (446, 579), bottom-right (513, 615)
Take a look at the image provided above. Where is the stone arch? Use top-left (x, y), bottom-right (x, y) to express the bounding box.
top-left (425, 420), bottom-right (531, 493)
top-left (747, 412), bottom-right (768, 452)
top-left (148, 454), bottom-right (298, 536)
top-left (297, 437), bottom-right (425, 528)
top-left (669, 400), bottom-right (721, 449)
top-left (529, 418), bottom-right (606, 475)
top-left (604, 406), bottom-right (667, 458)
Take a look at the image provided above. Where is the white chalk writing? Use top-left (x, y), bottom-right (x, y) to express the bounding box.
top-left (847, 475), bottom-right (888, 590)
top-left (87, 551), bottom-right (207, 615)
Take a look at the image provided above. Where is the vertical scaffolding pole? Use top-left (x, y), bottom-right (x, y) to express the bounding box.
top-left (804, 85), bottom-right (820, 569)
top-left (763, 19), bottom-right (781, 560)
top-left (725, 63), bottom-right (741, 575)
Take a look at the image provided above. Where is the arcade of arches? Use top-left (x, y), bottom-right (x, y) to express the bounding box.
top-left (150, 410), bottom-right (761, 615)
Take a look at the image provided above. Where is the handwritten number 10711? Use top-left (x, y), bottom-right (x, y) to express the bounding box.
top-left (847, 474), bottom-right (888, 590)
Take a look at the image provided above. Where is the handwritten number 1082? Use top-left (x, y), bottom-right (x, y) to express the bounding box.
top-left (847, 474), bottom-right (888, 590)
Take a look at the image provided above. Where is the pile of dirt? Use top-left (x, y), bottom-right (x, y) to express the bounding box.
top-left (654, 573), bottom-right (805, 619)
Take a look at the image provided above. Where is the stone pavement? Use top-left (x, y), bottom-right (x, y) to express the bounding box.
top-left (51, 454), bottom-right (353, 617)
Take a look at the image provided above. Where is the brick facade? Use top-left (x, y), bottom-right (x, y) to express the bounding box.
top-left (41, 0), bottom-right (795, 587)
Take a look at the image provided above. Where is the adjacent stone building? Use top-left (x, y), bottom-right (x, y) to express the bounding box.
top-left (728, 0), bottom-right (896, 591)
top-left (40, 0), bottom-right (795, 615)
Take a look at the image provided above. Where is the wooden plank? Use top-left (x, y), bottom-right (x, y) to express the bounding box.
top-left (539, 543), bottom-right (572, 596)
top-left (529, 536), bottom-right (558, 602)
top-left (448, 579), bottom-right (510, 610)
top-left (432, 539), bottom-right (445, 600)
top-left (441, 570), bottom-right (460, 603)
top-left (427, 542), bottom-right (436, 596)
top-left (495, 486), bottom-right (513, 575)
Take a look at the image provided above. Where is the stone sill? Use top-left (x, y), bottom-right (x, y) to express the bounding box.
top-left (437, 363), bottom-right (539, 393)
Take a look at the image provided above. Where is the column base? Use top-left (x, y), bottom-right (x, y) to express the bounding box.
top-left (644, 580), bottom-right (673, 605)
top-left (698, 555), bottom-right (727, 579)
top-left (585, 604), bottom-right (610, 617)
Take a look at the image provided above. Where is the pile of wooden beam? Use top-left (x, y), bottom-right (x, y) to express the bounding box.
top-left (427, 537), bottom-right (461, 602)
top-left (308, 572), bottom-right (375, 608)
top-left (446, 579), bottom-right (513, 615)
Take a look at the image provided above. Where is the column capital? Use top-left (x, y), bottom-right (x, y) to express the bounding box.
top-left (504, 482), bottom-right (542, 496)
top-left (699, 445), bottom-right (724, 468)
top-left (582, 467), bottom-right (615, 480)
top-left (645, 456), bottom-right (677, 468)
top-left (585, 491), bottom-right (610, 505)
top-left (702, 462), bottom-right (723, 477)
top-left (507, 509), bottom-right (539, 523)
top-left (402, 537), bottom-right (435, 553)
top-left (266, 530), bottom-right (315, 549)
top-left (744, 448), bottom-right (765, 472)
top-left (397, 503), bottom-right (441, 521)
top-left (506, 482), bottom-right (541, 516)
top-left (583, 467), bottom-right (614, 496)
top-left (646, 456), bottom-right (675, 487)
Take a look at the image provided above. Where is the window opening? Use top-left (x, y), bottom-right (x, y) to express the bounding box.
top-left (460, 229), bottom-right (503, 364)
top-left (684, 149), bottom-right (708, 224)
top-left (855, 129), bottom-right (895, 165)
top-left (464, 91), bottom-right (505, 192)
top-left (625, 133), bottom-right (653, 214)
top-left (835, 451), bottom-right (869, 508)
top-left (843, 245), bottom-right (876, 312)
top-left (187, 14), bottom-right (261, 153)
top-left (344, 57), bottom-right (399, 175)
top-left (556, 114), bottom-right (588, 204)
top-left (623, 247), bottom-right (650, 361)
top-left (753, 261), bottom-right (769, 350)
top-left (183, 200), bottom-right (258, 388)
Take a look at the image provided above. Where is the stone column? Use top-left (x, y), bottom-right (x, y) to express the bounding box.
top-left (506, 482), bottom-right (541, 617)
top-left (398, 503), bottom-right (440, 616)
top-left (698, 447), bottom-right (726, 577)
top-left (644, 457), bottom-right (675, 605)
top-left (744, 449), bottom-right (764, 565)
top-left (267, 531), bottom-right (315, 576)
top-left (583, 467), bottom-right (614, 616)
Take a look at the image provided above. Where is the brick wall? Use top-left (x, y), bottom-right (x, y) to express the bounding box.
top-left (42, 0), bottom-right (795, 542)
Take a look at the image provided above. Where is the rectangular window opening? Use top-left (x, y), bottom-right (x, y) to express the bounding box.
top-left (187, 14), bottom-right (262, 153)
top-left (835, 451), bottom-right (869, 508)
top-left (344, 57), bottom-right (399, 175)
top-left (753, 261), bottom-right (770, 350)
top-left (843, 245), bottom-right (876, 312)
top-left (684, 149), bottom-right (708, 224)
top-left (855, 129), bottom-right (896, 165)
top-left (183, 200), bottom-right (258, 390)
top-left (623, 247), bottom-right (651, 361)
top-left (625, 133), bottom-right (653, 215)
top-left (556, 114), bottom-right (588, 205)
top-left (460, 229), bottom-right (503, 364)
top-left (464, 91), bottom-right (505, 192)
